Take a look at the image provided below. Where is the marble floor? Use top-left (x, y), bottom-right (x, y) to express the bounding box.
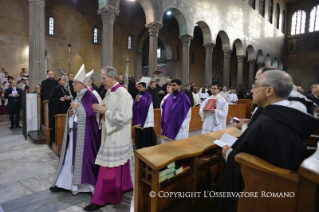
top-left (0, 122), bottom-right (204, 212)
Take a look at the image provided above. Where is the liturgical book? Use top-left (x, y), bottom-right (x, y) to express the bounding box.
top-left (213, 133), bottom-right (237, 147)
top-left (204, 99), bottom-right (217, 111)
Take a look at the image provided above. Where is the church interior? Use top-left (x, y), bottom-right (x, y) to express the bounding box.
top-left (0, 0), bottom-right (319, 211)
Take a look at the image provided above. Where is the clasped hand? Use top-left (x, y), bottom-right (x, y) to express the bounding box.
top-left (70, 102), bottom-right (79, 111)
top-left (92, 103), bottom-right (107, 114)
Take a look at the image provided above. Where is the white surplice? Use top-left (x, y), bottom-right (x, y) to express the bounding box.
top-left (229, 93), bottom-right (238, 105)
top-left (200, 94), bottom-right (228, 134)
top-left (143, 102), bottom-right (154, 128)
top-left (219, 91), bottom-right (230, 103)
top-left (199, 92), bottom-right (209, 104)
top-left (95, 84), bottom-right (134, 168)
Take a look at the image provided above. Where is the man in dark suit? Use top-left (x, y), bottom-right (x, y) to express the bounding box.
top-left (4, 81), bottom-right (22, 129)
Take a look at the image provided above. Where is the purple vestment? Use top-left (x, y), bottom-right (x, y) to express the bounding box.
top-left (161, 91), bottom-right (191, 140)
top-left (72, 90), bottom-right (101, 185)
top-left (132, 91), bottom-right (152, 128)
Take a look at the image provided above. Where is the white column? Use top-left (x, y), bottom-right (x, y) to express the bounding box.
top-left (98, 7), bottom-right (119, 68)
top-left (248, 60), bottom-right (255, 89)
top-left (204, 43), bottom-right (215, 87)
top-left (223, 49), bottom-right (232, 87)
top-left (29, 0), bottom-right (46, 90)
top-left (134, 52), bottom-right (143, 79)
top-left (145, 22), bottom-right (162, 76)
top-left (180, 35), bottom-right (193, 87)
top-left (237, 55), bottom-right (245, 88)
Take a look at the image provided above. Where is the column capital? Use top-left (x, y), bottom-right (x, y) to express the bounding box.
top-left (29, 0), bottom-right (46, 3)
top-left (248, 59), bottom-right (256, 66)
top-left (180, 35), bottom-right (193, 46)
top-left (98, 7), bottom-right (120, 25)
top-left (134, 52), bottom-right (144, 56)
top-left (203, 43), bottom-right (215, 53)
top-left (223, 49), bottom-right (232, 58)
top-left (145, 22), bottom-right (162, 37)
top-left (237, 55), bottom-right (245, 63)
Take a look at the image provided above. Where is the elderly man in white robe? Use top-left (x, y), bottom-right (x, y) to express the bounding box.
top-left (84, 66), bottom-right (134, 211)
top-left (160, 83), bottom-right (172, 109)
top-left (200, 84), bottom-right (229, 134)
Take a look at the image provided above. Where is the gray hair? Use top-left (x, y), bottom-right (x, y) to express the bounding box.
top-left (101, 66), bottom-right (118, 81)
top-left (260, 70), bottom-right (293, 99)
top-left (89, 77), bottom-right (94, 83)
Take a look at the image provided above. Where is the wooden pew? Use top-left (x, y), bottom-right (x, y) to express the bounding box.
top-left (237, 99), bottom-right (254, 118)
top-left (52, 114), bottom-right (67, 157)
top-left (134, 127), bottom-right (241, 212)
top-left (226, 104), bottom-right (247, 123)
top-left (235, 143), bottom-right (319, 212)
top-left (41, 100), bottom-right (52, 145)
top-left (235, 153), bottom-right (299, 212)
top-left (297, 142), bottom-right (319, 212)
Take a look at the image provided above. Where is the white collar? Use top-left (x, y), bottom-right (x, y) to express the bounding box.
top-left (272, 100), bottom-right (289, 106)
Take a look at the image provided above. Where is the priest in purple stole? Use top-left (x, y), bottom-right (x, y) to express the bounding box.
top-left (50, 65), bottom-right (101, 195)
top-left (84, 66), bottom-right (134, 211)
top-left (133, 82), bottom-right (157, 149)
top-left (161, 79), bottom-right (192, 143)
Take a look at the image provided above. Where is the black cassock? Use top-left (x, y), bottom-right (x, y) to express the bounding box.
top-left (219, 105), bottom-right (319, 212)
top-left (68, 80), bottom-right (77, 99)
top-left (40, 78), bottom-right (59, 101)
top-left (146, 87), bottom-right (160, 109)
top-left (49, 85), bottom-right (71, 144)
top-left (184, 90), bottom-right (194, 107)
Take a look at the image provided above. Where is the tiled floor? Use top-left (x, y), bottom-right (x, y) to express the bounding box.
top-left (0, 122), bottom-right (206, 212)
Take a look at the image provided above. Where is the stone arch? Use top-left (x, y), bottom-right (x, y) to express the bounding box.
top-left (246, 45), bottom-right (255, 61)
top-left (217, 31), bottom-right (231, 50)
top-left (272, 57), bottom-right (279, 68)
top-left (265, 53), bottom-right (272, 66)
top-left (102, 0), bottom-right (155, 24)
top-left (162, 8), bottom-right (189, 36)
top-left (193, 21), bottom-right (213, 44)
top-left (256, 49), bottom-right (264, 63)
top-left (134, 29), bottom-right (177, 77)
top-left (233, 39), bottom-right (245, 56)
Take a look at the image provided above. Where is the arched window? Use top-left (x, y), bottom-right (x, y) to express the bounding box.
top-left (128, 36), bottom-right (132, 50)
top-left (275, 4), bottom-right (280, 29)
top-left (282, 10), bottom-right (286, 34)
top-left (291, 10), bottom-right (306, 35)
top-left (49, 17), bottom-right (54, 35)
top-left (259, 0), bottom-right (265, 17)
top-left (157, 48), bottom-right (161, 59)
top-left (268, 0), bottom-right (273, 23)
top-left (309, 5), bottom-right (319, 32)
top-left (93, 28), bottom-right (98, 44)
top-left (249, 0), bottom-right (255, 9)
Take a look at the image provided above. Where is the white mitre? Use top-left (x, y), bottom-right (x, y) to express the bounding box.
top-left (74, 64), bottom-right (93, 85)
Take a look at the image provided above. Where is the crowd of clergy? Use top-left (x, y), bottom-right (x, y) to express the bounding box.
top-left (2, 64), bottom-right (319, 211)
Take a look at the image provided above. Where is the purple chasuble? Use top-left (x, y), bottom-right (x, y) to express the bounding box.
top-left (132, 91), bottom-right (152, 128)
top-left (161, 91), bottom-right (191, 140)
top-left (72, 90), bottom-right (101, 185)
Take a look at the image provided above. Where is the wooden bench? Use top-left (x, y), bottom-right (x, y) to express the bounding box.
top-left (235, 143), bottom-right (319, 212)
top-left (134, 127), bottom-right (241, 212)
top-left (41, 100), bottom-right (52, 145)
